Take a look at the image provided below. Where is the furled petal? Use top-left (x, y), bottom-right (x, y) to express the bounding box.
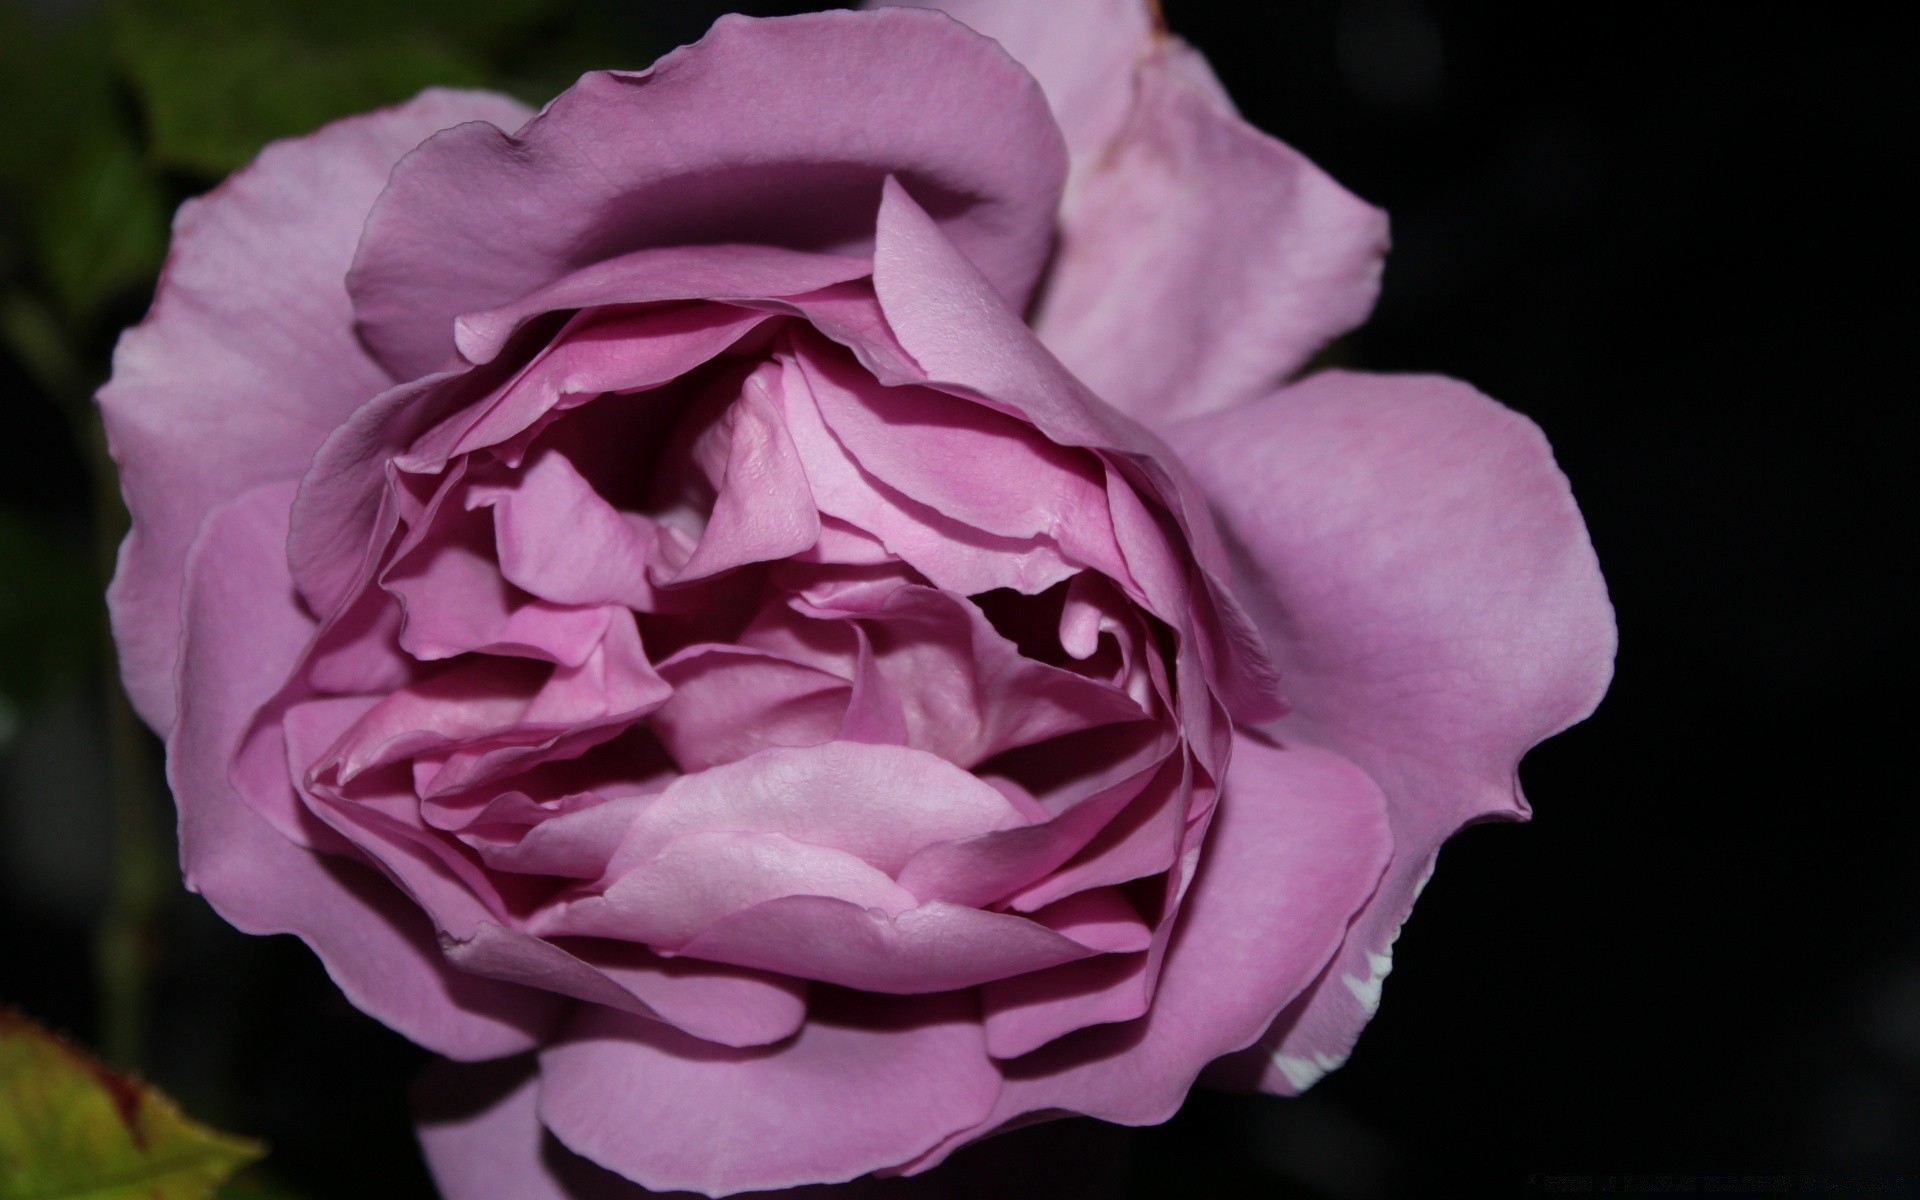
top-left (650, 646), bottom-right (850, 772)
top-left (980, 952), bottom-right (1148, 1061)
top-left (869, 178), bottom-right (1283, 727)
top-left (454, 244), bottom-right (870, 365)
top-left (171, 483), bottom-right (558, 1059)
top-left (348, 9), bottom-right (1067, 378)
top-left (433, 304), bottom-right (773, 468)
top-left (1162, 370), bottom-right (1614, 1093)
top-left (804, 337), bottom-right (1125, 580)
top-left (537, 993), bottom-right (999, 1195)
top-left (442, 923), bottom-right (806, 1049)
top-left (603, 742), bottom-right (1027, 880)
top-left (831, 585), bottom-right (1148, 768)
top-left (101, 89), bottom-right (530, 731)
top-left (668, 369), bottom-right (822, 582)
top-left (545, 829), bottom-right (920, 948)
top-left (383, 498), bottom-right (613, 667)
top-left (900, 736), bottom-right (1392, 1173)
top-left (474, 447), bottom-right (665, 612)
top-left (778, 343), bottom-right (1084, 596)
top-left (677, 895), bottom-right (1096, 994)
top-left (1032, 44), bottom-right (1388, 425)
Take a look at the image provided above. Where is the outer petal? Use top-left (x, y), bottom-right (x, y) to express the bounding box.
top-left (872, 0), bottom-right (1152, 160)
top-left (903, 736), bottom-right (1392, 1172)
top-left (1162, 370), bottom-right (1615, 1092)
top-left (417, 1057), bottom-right (645, 1200)
top-left (100, 88), bottom-right (533, 731)
top-left (348, 9), bottom-right (1067, 379)
top-left (537, 993), bottom-right (999, 1195)
top-left (171, 483), bottom-right (560, 1059)
top-left (1032, 45), bottom-right (1389, 426)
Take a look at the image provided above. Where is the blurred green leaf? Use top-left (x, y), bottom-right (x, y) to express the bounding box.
top-left (0, 507), bottom-right (95, 727)
top-left (0, 5), bottom-right (165, 321)
top-left (0, 1009), bottom-right (264, 1198)
top-left (111, 0), bottom-right (565, 176)
top-left (36, 128), bottom-right (169, 321)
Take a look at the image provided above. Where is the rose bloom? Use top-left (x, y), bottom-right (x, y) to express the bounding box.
top-left (100, 2), bottom-right (1613, 1196)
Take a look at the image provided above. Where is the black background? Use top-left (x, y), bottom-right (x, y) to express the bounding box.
top-left (1, 2), bottom-right (1909, 1197)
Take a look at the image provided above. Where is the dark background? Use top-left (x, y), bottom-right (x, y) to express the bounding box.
top-left (0, 2), bottom-right (1908, 1197)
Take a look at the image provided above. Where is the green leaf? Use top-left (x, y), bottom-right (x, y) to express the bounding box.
top-left (33, 129), bottom-right (169, 322)
top-left (0, 509), bottom-right (95, 736)
top-left (0, 6), bottom-right (165, 321)
top-left (109, 0), bottom-right (566, 177)
top-left (0, 1009), bottom-right (264, 1198)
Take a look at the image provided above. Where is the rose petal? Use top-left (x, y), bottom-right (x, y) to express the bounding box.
top-left (454, 243), bottom-right (870, 365)
top-left (443, 923), bottom-right (806, 1049)
top-left (474, 447), bottom-right (666, 612)
top-left (604, 741), bottom-right (1028, 880)
top-left (1033, 46), bottom-right (1388, 425)
top-left (348, 9), bottom-right (1066, 378)
top-left (541, 829), bottom-right (919, 949)
top-left (651, 646), bottom-right (851, 772)
top-left (981, 952), bottom-right (1149, 1061)
top-left (172, 482), bottom-right (558, 1059)
top-left (1163, 369), bottom-right (1614, 1092)
top-left (677, 895), bottom-right (1097, 994)
top-left (805, 340), bottom-right (1125, 580)
top-left (873, 0), bottom-right (1151, 163)
top-left (901, 736), bottom-right (1392, 1172)
top-left (417, 1057), bottom-right (645, 1200)
top-left (779, 342), bottom-right (1084, 596)
top-left (101, 89), bottom-right (530, 730)
top-left (668, 368), bottom-right (823, 582)
top-left (536, 993), bottom-right (999, 1195)
top-left (870, 178), bottom-right (1283, 726)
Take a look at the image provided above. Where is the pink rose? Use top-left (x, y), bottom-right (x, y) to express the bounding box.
top-left (100, 3), bottom-right (1613, 1196)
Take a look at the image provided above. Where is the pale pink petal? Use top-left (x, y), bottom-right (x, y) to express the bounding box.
top-left (101, 89), bottom-right (530, 730)
top-left (845, 586), bottom-right (1148, 768)
top-left (417, 1057), bottom-right (646, 1200)
top-left (835, 625), bottom-right (912, 746)
top-left (536, 993), bottom-right (999, 1195)
top-left (980, 952), bottom-right (1148, 1060)
top-left (895, 745), bottom-right (1169, 909)
top-left (1033, 46), bottom-right (1388, 425)
top-left (383, 499), bottom-right (613, 667)
top-left (349, 9), bottom-right (1066, 378)
top-left (470, 794), bottom-right (648, 880)
top-left (1004, 754), bottom-right (1188, 912)
top-left (454, 244), bottom-right (870, 365)
top-left (669, 372), bottom-right (822, 582)
top-left (805, 339), bottom-right (1126, 581)
top-left (443, 923), bottom-right (806, 1049)
top-left (650, 647), bottom-right (850, 772)
top-left (872, 0), bottom-right (1152, 162)
top-left (171, 483), bottom-right (558, 1059)
top-left (677, 895), bottom-right (1096, 994)
top-left (473, 448), bottom-right (664, 611)
top-left (603, 742), bottom-right (1027, 878)
top-left (440, 305), bottom-right (772, 466)
top-left (1163, 369), bottom-right (1614, 1093)
top-left (902, 737), bottom-right (1391, 1172)
top-left (869, 178), bottom-right (1283, 725)
top-left (544, 830), bottom-right (919, 948)
top-left (778, 343), bottom-right (1084, 596)
top-left (1028, 887), bottom-right (1152, 954)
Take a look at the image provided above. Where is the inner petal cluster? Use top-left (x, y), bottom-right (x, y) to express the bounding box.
top-left (258, 279), bottom-right (1205, 1054)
